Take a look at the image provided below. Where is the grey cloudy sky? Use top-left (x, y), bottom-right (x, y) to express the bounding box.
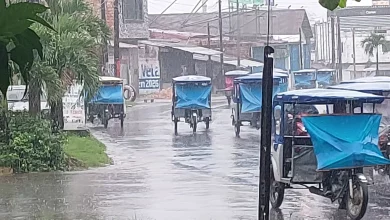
top-left (148, 0), bottom-right (373, 23)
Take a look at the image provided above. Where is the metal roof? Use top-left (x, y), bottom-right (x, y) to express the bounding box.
top-left (329, 7), bottom-right (390, 30)
top-left (224, 59), bottom-right (264, 68)
top-left (172, 46), bottom-right (222, 56)
top-left (139, 40), bottom-right (222, 56)
top-left (149, 9), bottom-right (313, 39)
top-left (108, 41), bottom-right (138, 48)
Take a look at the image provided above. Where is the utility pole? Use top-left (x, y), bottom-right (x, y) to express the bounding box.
top-left (331, 16), bottom-right (336, 69)
top-left (207, 22), bottom-right (211, 48)
top-left (236, 0), bottom-right (241, 67)
top-left (218, 0), bottom-right (224, 77)
top-left (299, 28), bottom-right (303, 69)
top-left (229, 2), bottom-right (232, 37)
top-left (259, 1), bottom-right (274, 219)
top-left (101, 0), bottom-right (108, 75)
top-left (337, 16), bottom-right (342, 82)
top-left (259, 45), bottom-right (274, 220)
top-left (320, 23), bottom-right (324, 60)
top-left (352, 28), bottom-right (356, 79)
top-left (255, 6), bottom-right (259, 40)
top-left (314, 23), bottom-right (318, 62)
top-left (207, 22), bottom-right (212, 79)
top-left (114, 0), bottom-right (120, 78)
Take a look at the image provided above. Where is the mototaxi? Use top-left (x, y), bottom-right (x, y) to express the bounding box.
top-left (329, 79), bottom-right (390, 176)
top-left (292, 69), bottom-right (317, 89)
top-left (271, 89), bottom-right (390, 220)
top-left (88, 76), bottom-right (126, 128)
top-left (231, 72), bottom-right (287, 137)
top-left (171, 75), bottom-right (212, 134)
top-left (316, 69), bottom-right (336, 88)
top-left (223, 70), bottom-right (249, 106)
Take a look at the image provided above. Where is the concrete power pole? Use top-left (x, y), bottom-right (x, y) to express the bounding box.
top-left (101, 0), bottom-right (108, 75)
top-left (236, 0), bottom-right (241, 68)
top-left (218, 0), bottom-right (224, 77)
top-left (114, 0), bottom-right (120, 78)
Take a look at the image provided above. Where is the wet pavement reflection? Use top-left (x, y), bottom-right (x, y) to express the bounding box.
top-left (0, 101), bottom-right (389, 219)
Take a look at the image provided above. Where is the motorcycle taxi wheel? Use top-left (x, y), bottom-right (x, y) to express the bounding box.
top-left (234, 123), bottom-right (240, 137)
top-left (192, 115), bottom-right (197, 133)
top-left (270, 167), bottom-right (285, 208)
top-left (174, 117), bottom-right (178, 135)
top-left (346, 181), bottom-right (368, 220)
top-left (205, 117), bottom-right (210, 130)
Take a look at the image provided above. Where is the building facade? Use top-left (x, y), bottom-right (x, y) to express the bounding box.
top-left (313, 6), bottom-right (390, 80)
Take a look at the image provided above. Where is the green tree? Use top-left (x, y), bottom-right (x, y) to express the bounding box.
top-left (0, 0), bottom-right (52, 99)
top-left (361, 33), bottom-right (388, 76)
top-left (29, 0), bottom-right (109, 128)
top-left (0, 0), bottom-right (52, 139)
top-left (319, 0), bottom-right (361, 10)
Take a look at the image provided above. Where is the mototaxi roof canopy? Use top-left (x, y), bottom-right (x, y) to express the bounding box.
top-left (274, 89), bottom-right (384, 104)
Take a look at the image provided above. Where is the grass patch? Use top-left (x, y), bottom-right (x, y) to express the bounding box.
top-left (64, 135), bottom-right (110, 168)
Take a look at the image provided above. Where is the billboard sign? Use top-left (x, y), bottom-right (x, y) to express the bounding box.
top-left (63, 83), bottom-right (85, 128)
top-left (138, 45), bottom-right (160, 94)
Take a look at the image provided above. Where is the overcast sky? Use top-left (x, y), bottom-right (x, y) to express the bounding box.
top-left (148, 0), bottom-right (374, 23)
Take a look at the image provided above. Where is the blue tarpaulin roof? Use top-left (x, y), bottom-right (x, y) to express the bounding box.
top-left (175, 84), bottom-right (211, 109)
top-left (302, 114), bottom-right (390, 170)
top-left (173, 75), bottom-right (211, 83)
top-left (294, 73), bottom-right (315, 86)
top-left (329, 82), bottom-right (390, 92)
top-left (317, 72), bottom-right (333, 85)
top-left (274, 89), bottom-right (385, 104)
top-left (235, 74), bottom-right (281, 82)
top-left (239, 83), bottom-right (282, 113)
top-left (90, 85), bottom-right (124, 104)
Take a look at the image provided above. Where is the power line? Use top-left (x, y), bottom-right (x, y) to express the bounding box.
top-left (181, 0), bottom-right (209, 27)
top-left (150, 0), bottom-right (179, 25)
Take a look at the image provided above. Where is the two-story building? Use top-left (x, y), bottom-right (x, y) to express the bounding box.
top-left (89, 0), bottom-right (150, 93)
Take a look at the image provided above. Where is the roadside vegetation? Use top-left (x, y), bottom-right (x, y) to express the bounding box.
top-left (0, 0), bottom-right (109, 173)
top-left (64, 134), bottom-right (111, 168)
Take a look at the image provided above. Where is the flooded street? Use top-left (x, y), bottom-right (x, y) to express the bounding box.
top-left (0, 99), bottom-right (390, 220)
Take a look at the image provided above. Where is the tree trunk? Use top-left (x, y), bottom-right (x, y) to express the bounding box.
top-left (28, 78), bottom-right (41, 116)
top-left (0, 94), bottom-right (8, 143)
top-left (376, 48), bottom-right (380, 76)
top-left (50, 99), bottom-right (64, 131)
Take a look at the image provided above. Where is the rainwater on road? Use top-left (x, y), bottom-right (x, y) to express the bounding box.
top-left (0, 99), bottom-right (389, 220)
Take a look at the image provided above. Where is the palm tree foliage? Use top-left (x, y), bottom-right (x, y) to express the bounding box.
top-left (361, 33), bottom-right (389, 75)
top-left (29, 0), bottom-right (110, 128)
top-left (319, 0), bottom-right (359, 11)
top-left (0, 0), bottom-right (52, 98)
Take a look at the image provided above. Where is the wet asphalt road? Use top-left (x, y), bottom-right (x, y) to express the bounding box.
top-left (0, 98), bottom-right (390, 220)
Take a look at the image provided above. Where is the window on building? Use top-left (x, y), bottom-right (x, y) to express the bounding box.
top-left (123, 0), bottom-right (143, 21)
